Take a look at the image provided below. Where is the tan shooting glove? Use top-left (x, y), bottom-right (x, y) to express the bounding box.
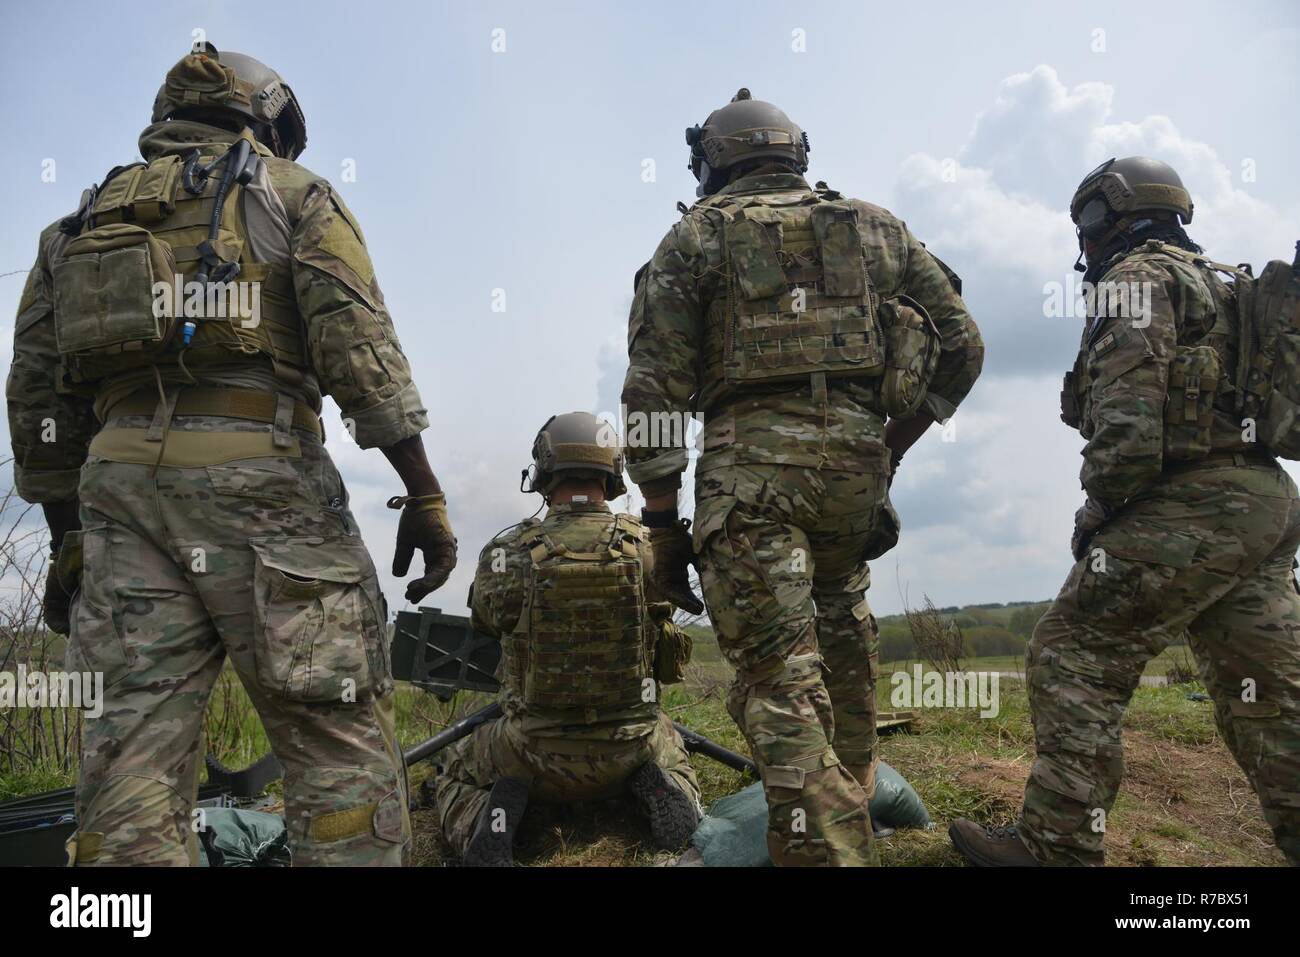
top-left (388, 493), bottom-right (458, 602)
top-left (644, 514), bottom-right (705, 616)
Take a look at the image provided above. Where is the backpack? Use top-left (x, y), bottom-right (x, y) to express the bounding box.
top-left (1154, 241), bottom-right (1300, 458)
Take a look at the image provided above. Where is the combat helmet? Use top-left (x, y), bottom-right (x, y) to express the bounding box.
top-left (523, 412), bottom-right (627, 498)
top-left (685, 88), bottom-right (809, 197)
top-left (152, 42), bottom-right (307, 160)
top-left (1069, 156), bottom-right (1193, 241)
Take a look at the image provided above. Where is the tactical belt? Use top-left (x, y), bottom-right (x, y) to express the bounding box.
top-left (106, 388), bottom-right (322, 440)
top-left (1164, 449), bottom-right (1277, 474)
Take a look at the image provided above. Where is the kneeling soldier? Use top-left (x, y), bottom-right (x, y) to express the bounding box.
top-left (431, 412), bottom-right (702, 865)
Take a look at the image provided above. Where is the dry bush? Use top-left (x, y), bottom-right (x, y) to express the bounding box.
top-left (1165, 646), bottom-right (1200, 686)
top-left (0, 460), bottom-right (82, 778)
top-left (905, 594), bottom-right (966, 675)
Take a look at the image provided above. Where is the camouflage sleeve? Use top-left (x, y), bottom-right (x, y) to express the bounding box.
top-left (899, 227), bottom-right (984, 421)
top-left (621, 222), bottom-right (706, 489)
top-left (1079, 259), bottom-right (1177, 509)
top-left (468, 530), bottom-right (530, 638)
top-left (290, 182), bottom-right (428, 449)
top-left (5, 225), bottom-right (98, 504)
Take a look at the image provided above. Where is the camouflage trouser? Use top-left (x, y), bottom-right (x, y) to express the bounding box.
top-left (432, 710), bottom-right (701, 856)
top-left (693, 463), bottom-right (890, 866)
top-left (1021, 459), bottom-right (1300, 865)
top-left (64, 433), bottom-right (410, 866)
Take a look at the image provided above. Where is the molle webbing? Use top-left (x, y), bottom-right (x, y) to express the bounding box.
top-left (702, 191), bottom-right (883, 405)
top-left (90, 158), bottom-right (181, 224)
top-left (105, 387), bottom-right (322, 439)
top-left (508, 516), bottom-right (656, 722)
top-left (72, 143), bottom-right (308, 376)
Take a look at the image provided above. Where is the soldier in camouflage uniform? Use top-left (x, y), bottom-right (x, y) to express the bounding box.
top-left (6, 45), bottom-right (457, 866)
top-left (430, 413), bottom-right (702, 866)
top-left (622, 90), bottom-right (984, 866)
top-left (950, 157), bottom-right (1300, 866)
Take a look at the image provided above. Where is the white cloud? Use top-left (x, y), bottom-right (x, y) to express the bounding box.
top-left (896, 64), bottom-right (1296, 289)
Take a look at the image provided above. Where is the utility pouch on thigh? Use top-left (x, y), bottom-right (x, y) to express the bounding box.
top-left (250, 536), bottom-right (389, 702)
top-left (1163, 344), bottom-right (1221, 462)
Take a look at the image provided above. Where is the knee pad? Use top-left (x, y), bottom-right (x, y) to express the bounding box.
top-left (286, 766), bottom-right (409, 866)
top-left (73, 773), bottom-right (194, 866)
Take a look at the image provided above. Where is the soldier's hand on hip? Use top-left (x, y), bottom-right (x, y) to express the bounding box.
top-left (388, 493), bottom-right (458, 602)
top-left (1071, 497), bottom-right (1112, 562)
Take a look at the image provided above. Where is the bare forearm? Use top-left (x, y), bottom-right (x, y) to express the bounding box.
top-left (380, 435), bottom-right (441, 497)
top-left (885, 413), bottom-right (935, 469)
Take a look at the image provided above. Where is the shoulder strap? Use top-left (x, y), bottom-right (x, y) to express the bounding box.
top-left (1145, 240), bottom-right (1250, 282)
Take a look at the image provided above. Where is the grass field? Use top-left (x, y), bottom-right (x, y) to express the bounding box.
top-left (2, 606), bottom-right (1284, 866)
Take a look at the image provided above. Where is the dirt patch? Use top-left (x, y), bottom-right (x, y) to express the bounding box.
top-left (945, 731), bottom-right (1283, 867)
top-left (956, 757), bottom-right (1032, 817)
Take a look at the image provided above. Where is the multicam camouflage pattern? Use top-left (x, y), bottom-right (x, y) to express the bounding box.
top-left (1023, 461), bottom-right (1300, 865)
top-left (431, 501), bottom-right (701, 856)
top-left (696, 464), bottom-right (886, 866)
top-left (1027, 244), bottom-right (1300, 866)
top-left (64, 431), bottom-right (409, 866)
top-left (508, 511), bottom-right (656, 720)
top-left (622, 170), bottom-right (983, 866)
top-left (7, 118), bottom-right (428, 866)
top-left (622, 171), bottom-right (983, 485)
top-left (8, 119), bottom-right (428, 505)
top-left (471, 501), bottom-right (673, 741)
top-left (432, 711), bottom-right (701, 858)
top-left (1061, 241), bottom-right (1250, 508)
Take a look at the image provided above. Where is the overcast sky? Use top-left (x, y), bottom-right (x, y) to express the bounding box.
top-left (2, 0), bottom-right (1297, 617)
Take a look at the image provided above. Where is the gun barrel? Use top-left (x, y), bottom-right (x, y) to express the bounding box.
top-left (404, 702), bottom-right (504, 766)
top-left (672, 722), bottom-right (757, 775)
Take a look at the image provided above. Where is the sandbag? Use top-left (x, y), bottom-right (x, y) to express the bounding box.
top-left (688, 760), bottom-right (929, 867)
top-left (871, 760), bottom-right (931, 829)
top-left (198, 808), bottom-right (290, 867)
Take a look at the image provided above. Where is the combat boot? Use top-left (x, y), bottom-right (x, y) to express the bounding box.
top-left (629, 763), bottom-right (701, 851)
top-left (463, 777), bottom-right (529, 867)
top-left (948, 819), bottom-right (1042, 867)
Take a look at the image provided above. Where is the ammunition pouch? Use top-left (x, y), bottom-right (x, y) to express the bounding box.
top-left (651, 603), bottom-right (693, 685)
top-left (1163, 344), bottom-right (1222, 463)
top-left (1060, 369), bottom-right (1081, 429)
